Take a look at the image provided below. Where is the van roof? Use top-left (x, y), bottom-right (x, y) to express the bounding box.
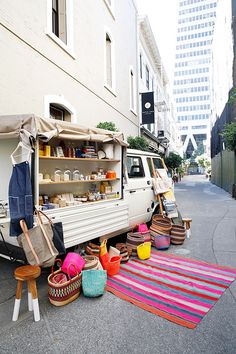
top-left (127, 148), bottom-right (162, 158)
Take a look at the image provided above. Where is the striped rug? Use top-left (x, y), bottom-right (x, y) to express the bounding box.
top-left (106, 250), bottom-right (236, 329)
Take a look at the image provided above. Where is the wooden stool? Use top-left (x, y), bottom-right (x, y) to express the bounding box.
top-left (182, 218), bottom-right (192, 239)
top-left (12, 265), bottom-right (41, 322)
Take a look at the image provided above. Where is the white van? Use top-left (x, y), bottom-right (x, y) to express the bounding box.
top-left (125, 148), bottom-right (168, 226)
top-left (0, 115), bottom-right (171, 258)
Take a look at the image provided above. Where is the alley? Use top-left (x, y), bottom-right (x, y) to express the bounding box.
top-left (0, 175), bottom-right (236, 354)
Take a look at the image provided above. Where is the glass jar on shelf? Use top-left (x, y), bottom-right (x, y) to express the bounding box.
top-left (64, 169), bottom-right (71, 181)
top-left (72, 169), bottom-right (80, 181)
top-left (54, 169), bottom-right (62, 182)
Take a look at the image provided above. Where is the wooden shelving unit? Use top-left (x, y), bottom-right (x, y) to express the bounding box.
top-left (39, 156), bottom-right (120, 162)
top-left (37, 142), bottom-right (122, 209)
top-left (39, 178), bottom-right (119, 185)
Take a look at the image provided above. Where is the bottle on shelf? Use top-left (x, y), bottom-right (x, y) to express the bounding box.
top-left (44, 144), bottom-right (51, 157)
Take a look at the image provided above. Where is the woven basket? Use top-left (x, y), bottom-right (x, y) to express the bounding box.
top-left (85, 242), bottom-right (100, 256)
top-left (154, 234), bottom-right (170, 250)
top-left (126, 232), bottom-right (145, 257)
top-left (82, 270), bottom-right (107, 297)
top-left (150, 215), bottom-right (171, 245)
top-left (115, 243), bottom-right (130, 262)
top-left (170, 224), bottom-right (186, 245)
top-left (83, 255), bottom-right (101, 270)
top-left (152, 215), bottom-right (172, 233)
top-left (48, 261), bottom-right (82, 306)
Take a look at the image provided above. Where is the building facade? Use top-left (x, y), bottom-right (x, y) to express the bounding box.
top-left (0, 0), bottom-right (139, 138)
top-left (211, 0), bottom-right (235, 193)
top-left (173, 0), bottom-right (218, 158)
top-left (138, 16), bottom-right (179, 155)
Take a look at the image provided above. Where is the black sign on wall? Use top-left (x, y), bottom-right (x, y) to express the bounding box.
top-left (141, 92), bottom-right (155, 125)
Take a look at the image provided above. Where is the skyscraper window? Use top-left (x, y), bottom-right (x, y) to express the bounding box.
top-left (173, 0), bottom-right (217, 157)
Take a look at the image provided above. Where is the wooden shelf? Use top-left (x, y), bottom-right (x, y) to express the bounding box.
top-left (39, 156), bottom-right (120, 162)
top-left (39, 178), bottom-right (119, 185)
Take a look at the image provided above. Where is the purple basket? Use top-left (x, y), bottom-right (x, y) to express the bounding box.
top-left (154, 235), bottom-right (170, 250)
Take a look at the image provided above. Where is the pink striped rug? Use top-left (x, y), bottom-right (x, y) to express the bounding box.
top-left (106, 250), bottom-right (236, 329)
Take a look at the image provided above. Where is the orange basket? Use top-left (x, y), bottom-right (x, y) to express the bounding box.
top-left (106, 256), bottom-right (122, 276)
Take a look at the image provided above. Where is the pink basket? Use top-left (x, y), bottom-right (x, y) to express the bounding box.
top-left (137, 224), bottom-right (149, 233)
top-left (62, 252), bottom-right (85, 277)
top-left (154, 235), bottom-right (170, 250)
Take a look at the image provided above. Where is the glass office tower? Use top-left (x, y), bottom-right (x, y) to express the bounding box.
top-left (173, 0), bottom-right (218, 158)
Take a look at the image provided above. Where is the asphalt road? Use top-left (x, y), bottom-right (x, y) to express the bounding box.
top-left (0, 175), bottom-right (236, 354)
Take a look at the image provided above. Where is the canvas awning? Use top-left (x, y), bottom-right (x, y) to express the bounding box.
top-left (0, 114), bottom-right (128, 146)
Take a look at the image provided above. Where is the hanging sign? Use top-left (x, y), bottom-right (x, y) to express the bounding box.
top-left (141, 92), bottom-right (154, 125)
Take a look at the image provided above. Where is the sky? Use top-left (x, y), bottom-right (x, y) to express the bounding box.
top-left (136, 0), bottom-right (179, 84)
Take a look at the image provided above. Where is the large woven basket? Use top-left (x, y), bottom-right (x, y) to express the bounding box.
top-left (170, 224), bottom-right (186, 245)
top-left (150, 215), bottom-right (172, 245)
top-left (126, 232), bottom-right (145, 256)
top-left (152, 215), bottom-right (172, 232)
top-left (48, 264), bottom-right (82, 306)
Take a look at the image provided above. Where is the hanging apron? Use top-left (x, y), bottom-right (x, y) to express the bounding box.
top-left (8, 161), bottom-right (34, 236)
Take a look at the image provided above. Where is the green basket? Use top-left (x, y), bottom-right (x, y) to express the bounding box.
top-left (82, 270), bottom-right (107, 297)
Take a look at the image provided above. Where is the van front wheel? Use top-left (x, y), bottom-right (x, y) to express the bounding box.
top-left (147, 205), bottom-right (160, 228)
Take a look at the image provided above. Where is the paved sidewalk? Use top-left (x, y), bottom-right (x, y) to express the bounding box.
top-left (0, 175), bottom-right (236, 354)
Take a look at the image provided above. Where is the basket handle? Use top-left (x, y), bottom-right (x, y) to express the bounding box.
top-left (67, 263), bottom-right (79, 280)
top-left (20, 219), bottom-right (40, 265)
top-left (50, 258), bottom-right (62, 275)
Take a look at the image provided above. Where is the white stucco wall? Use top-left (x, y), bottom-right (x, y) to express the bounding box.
top-left (138, 16), bottom-right (179, 152)
top-left (0, 0), bottom-right (139, 138)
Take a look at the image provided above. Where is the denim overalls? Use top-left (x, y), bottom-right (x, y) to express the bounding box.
top-left (8, 161), bottom-right (34, 236)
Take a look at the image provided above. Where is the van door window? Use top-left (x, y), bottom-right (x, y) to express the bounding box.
top-left (127, 156), bottom-right (145, 178)
top-left (147, 157), bottom-right (164, 177)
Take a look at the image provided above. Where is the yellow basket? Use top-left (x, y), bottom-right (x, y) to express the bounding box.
top-left (100, 239), bottom-right (108, 257)
top-left (137, 242), bottom-right (151, 260)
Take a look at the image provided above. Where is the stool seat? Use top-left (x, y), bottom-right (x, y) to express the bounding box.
top-left (12, 265), bottom-right (41, 322)
top-left (14, 265), bottom-right (41, 281)
top-left (182, 217), bottom-right (192, 223)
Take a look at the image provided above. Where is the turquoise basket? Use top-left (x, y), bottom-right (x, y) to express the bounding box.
top-left (82, 270), bottom-right (107, 297)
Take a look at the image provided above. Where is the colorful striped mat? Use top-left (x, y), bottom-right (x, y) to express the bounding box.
top-left (106, 250), bottom-right (236, 329)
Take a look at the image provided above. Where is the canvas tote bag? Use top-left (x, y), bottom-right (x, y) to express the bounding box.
top-left (18, 212), bottom-right (58, 267)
